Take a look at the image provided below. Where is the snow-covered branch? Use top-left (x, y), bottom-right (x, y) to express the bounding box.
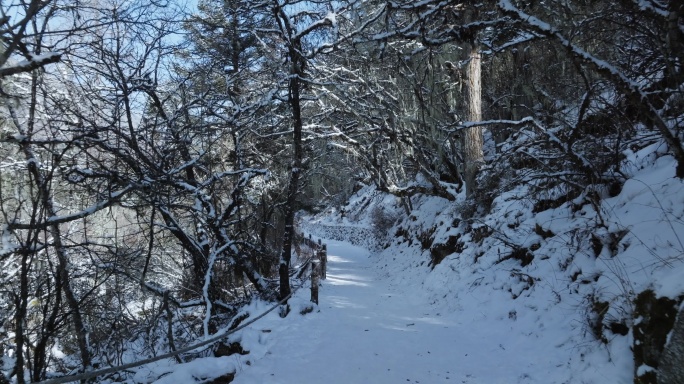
top-left (0, 52), bottom-right (61, 78)
top-left (448, 117), bottom-right (543, 132)
top-left (6, 185), bottom-right (136, 230)
top-left (498, 0), bottom-right (684, 177)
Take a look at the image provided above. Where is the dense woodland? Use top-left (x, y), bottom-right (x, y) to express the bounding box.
top-left (0, 0), bottom-right (683, 382)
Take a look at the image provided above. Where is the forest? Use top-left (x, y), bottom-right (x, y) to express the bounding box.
top-left (1, 0), bottom-right (683, 383)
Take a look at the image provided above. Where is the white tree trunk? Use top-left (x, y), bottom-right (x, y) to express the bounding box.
top-left (464, 45), bottom-right (484, 197)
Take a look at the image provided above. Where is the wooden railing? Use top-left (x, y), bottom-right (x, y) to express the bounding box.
top-left (296, 233), bottom-right (327, 305)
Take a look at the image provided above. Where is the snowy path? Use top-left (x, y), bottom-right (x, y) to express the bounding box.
top-left (231, 239), bottom-right (555, 384)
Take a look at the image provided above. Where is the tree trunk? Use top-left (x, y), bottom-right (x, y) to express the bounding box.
top-left (464, 44), bottom-right (484, 197)
top-left (665, 0), bottom-right (684, 89)
top-left (13, 250), bottom-right (29, 384)
top-left (279, 45), bottom-right (305, 301)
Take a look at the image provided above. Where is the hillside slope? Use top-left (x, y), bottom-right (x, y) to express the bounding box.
top-left (303, 144), bottom-right (684, 383)
top-left (136, 146), bottom-right (683, 384)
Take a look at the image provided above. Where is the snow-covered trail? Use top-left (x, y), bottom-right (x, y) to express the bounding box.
top-left (231, 239), bottom-right (556, 384)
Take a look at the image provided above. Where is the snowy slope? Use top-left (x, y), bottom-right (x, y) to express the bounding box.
top-left (296, 147), bottom-right (683, 383)
top-left (139, 147), bottom-right (683, 384)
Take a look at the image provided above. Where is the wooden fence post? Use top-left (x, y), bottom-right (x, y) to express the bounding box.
top-left (320, 244), bottom-right (327, 280)
top-left (310, 261), bottom-right (319, 305)
top-left (296, 230), bottom-right (325, 303)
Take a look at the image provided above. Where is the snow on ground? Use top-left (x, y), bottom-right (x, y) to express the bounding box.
top-left (232, 239), bottom-right (579, 384)
top-left (288, 151), bottom-right (682, 383)
top-left (226, 239), bottom-right (626, 384)
top-left (142, 149), bottom-right (683, 384)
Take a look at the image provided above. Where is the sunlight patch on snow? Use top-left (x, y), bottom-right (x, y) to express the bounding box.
top-left (326, 254), bottom-right (353, 263)
top-left (326, 273), bottom-right (370, 287)
top-left (327, 296), bottom-right (367, 309)
top-left (399, 315), bottom-right (450, 326)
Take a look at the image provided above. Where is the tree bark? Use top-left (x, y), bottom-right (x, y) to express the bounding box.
top-left (464, 44), bottom-right (484, 197)
top-left (13, 249), bottom-right (29, 384)
top-left (665, 1), bottom-right (684, 89)
top-left (278, 45), bottom-right (305, 302)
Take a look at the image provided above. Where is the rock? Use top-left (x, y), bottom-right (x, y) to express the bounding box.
top-left (633, 290), bottom-right (681, 384)
top-left (659, 304), bottom-right (684, 384)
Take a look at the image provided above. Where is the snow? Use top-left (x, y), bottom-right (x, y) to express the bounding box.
top-left (117, 143), bottom-right (683, 384)
top-left (234, 240), bottom-right (521, 384)
top-left (134, 357), bottom-right (238, 384)
top-left (0, 225), bottom-right (18, 257)
top-left (228, 156), bottom-right (677, 383)
top-left (15, 53), bottom-right (61, 68)
top-left (635, 0), bottom-right (668, 17)
top-left (325, 12), bottom-right (337, 28)
top-left (636, 364), bottom-right (656, 376)
top-left (221, 239), bottom-right (628, 384)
